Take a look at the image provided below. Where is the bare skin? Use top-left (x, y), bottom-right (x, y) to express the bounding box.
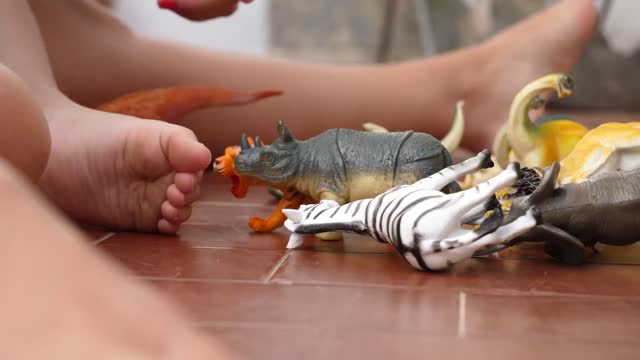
top-left (1, 1), bottom-right (211, 234)
top-left (31, 0), bottom-right (598, 154)
top-left (0, 64), bottom-right (50, 182)
top-left (0, 159), bottom-right (227, 359)
top-left (0, 3), bottom-right (238, 356)
top-left (0, 0), bottom-right (599, 358)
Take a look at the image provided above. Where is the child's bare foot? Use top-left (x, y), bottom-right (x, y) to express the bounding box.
top-left (463, 0), bottom-right (599, 151)
top-left (39, 100), bottom-right (211, 233)
top-left (0, 159), bottom-right (226, 359)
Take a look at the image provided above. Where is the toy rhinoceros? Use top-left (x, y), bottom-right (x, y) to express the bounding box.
top-left (233, 108), bottom-right (462, 238)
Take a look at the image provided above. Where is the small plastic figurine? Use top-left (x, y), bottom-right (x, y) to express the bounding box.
top-left (229, 104), bottom-right (466, 238)
top-left (492, 161), bottom-right (640, 265)
top-left (97, 86), bottom-right (282, 122)
top-left (214, 135), bottom-right (263, 199)
top-left (216, 102), bottom-right (466, 237)
top-left (556, 122), bottom-right (640, 185)
top-left (459, 73), bottom-right (589, 189)
top-left (492, 73), bottom-right (588, 169)
top-left (283, 150), bottom-right (541, 271)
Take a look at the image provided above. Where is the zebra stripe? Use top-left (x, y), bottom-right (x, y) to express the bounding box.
top-left (284, 149), bottom-right (521, 272)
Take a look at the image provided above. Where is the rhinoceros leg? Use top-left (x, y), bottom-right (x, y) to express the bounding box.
top-left (536, 224), bottom-right (587, 265)
top-left (314, 191), bottom-right (348, 240)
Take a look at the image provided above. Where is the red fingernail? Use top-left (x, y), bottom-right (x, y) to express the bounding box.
top-left (158, 0), bottom-right (179, 11)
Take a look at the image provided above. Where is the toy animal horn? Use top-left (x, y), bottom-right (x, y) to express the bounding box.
top-left (241, 133), bottom-right (251, 150)
top-left (527, 161), bottom-right (560, 206)
top-left (254, 136), bottom-right (262, 147)
top-left (278, 121), bottom-right (294, 143)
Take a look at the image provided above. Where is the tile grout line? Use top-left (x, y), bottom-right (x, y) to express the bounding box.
top-left (138, 276), bottom-right (263, 284)
top-left (194, 201), bottom-right (273, 208)
top-left (457, 291), bottom-right (467, 338)
top-left (261, 251), bottom-right (291, 284)
top-left (133, 275), bottom-right (640, 301)
top-left (93, 232), bottom-right (116, 245)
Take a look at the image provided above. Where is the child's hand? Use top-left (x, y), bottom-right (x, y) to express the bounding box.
top-left (158, 0), bottom-right (254, 21)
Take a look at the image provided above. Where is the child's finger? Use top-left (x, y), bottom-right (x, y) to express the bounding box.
top-left (158, 0), bottom-right (253, 21)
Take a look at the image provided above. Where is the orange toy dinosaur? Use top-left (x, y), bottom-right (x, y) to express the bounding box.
top-left (213, 138), bottom-right (316, 232)
top-left (97, 86), bottom-right (282, 122)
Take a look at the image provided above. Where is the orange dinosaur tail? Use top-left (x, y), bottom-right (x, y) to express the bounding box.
top-left (97, 87), bottom-right (283, 122)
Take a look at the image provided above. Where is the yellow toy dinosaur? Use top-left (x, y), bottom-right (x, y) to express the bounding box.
top-left (557, 122), bottom-right (640, 185)
top-left (492, 73), bottom-right (588, 169)
top-left (459, 73), bottom-right (589, 190)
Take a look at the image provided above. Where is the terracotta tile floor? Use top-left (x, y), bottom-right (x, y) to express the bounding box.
top-left (88, 176), bottom-right (640, 359)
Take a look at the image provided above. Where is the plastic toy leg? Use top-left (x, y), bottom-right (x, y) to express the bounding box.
top-left (410, 164), bottom-right (519, 254)
top-left (314, 192), bottom-right (348, 240)
top-left (536, 224), bottom-right (588, 265)
top-left (248, 190), bottom-right (310, 232)
top-left (460, 195), bottom-right (500, 225)
top-left (420, 208), bottom-right (540, 270)
top-left (417, 204), bottom-right (504, 255)
top-left (447, 162), bottom-right (520, 221)
top-left (413, 149), bottom-right (493, 191)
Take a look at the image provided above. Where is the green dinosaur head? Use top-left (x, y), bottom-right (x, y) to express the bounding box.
top-left (234, 121), bottom-right (301, 183)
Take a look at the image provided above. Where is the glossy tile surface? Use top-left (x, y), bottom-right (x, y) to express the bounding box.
top-left (97, 178), bottom-right (640, 359)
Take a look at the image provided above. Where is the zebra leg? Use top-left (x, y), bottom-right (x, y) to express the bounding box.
top-left (420, 208), bottom-right (541, 270)
top-left (409, 164), bottom-right (518, 258)
top-left (283, 199), bottom-right (367, 249)
top-left (283, 200), bottom-right (341, 229)
top-left (445, 162), bottom-right (520, 222)
top-left (416, 202), bottom-right (504, 256)
top-left (412, 149), bottom-right (493, 191)
top-left (460, 195), bottom-right (500, 225)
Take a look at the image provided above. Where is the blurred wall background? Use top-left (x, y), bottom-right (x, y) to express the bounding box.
top-left (269, 0), bottom-right (640, 111)
top-left (110, 0), bottom-right (270, 56)
top-left (107, 0), bottom-right (639, 110)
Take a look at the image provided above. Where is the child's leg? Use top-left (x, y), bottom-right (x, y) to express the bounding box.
top-left (31, 0), bottom-right (599, 152)
top-left (0, 64), bottom-right (50, 182)
top-left (0, 159), bottom-right (228, 359)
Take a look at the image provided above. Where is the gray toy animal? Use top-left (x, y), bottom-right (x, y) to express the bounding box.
top-left (494, 162), bottom-right (640, 264)
top-left (234, 118), bottom-right (459, 238)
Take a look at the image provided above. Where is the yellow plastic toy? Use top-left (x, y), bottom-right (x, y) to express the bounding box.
top-left (460, 73), bottom-right (589, 190)
top-left (557, 122), bottom-right (640, 185)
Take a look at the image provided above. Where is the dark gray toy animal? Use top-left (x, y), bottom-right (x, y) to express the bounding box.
top-left (234, 121), bottom-right (459, 206)
top-left (494, 162), bottom-right (640, 264)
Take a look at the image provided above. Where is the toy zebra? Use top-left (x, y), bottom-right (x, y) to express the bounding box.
top-left (283, 150), bottom-right (542, 271)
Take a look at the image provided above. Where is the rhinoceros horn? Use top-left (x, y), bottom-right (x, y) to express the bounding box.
top-left (278, 121), bottom-right (294, 143)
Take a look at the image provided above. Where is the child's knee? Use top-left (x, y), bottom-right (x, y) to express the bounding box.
top-left (0, 64), bottom-right (51, 182)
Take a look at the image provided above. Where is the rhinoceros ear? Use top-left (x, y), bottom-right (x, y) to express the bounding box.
top-left (240, 133), bottom-right (251, 151)
top-left (278, 121), bottom-right (294, 143)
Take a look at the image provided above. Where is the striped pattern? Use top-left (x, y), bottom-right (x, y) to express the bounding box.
top-left (284, 150), bottom-right (541, 271)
